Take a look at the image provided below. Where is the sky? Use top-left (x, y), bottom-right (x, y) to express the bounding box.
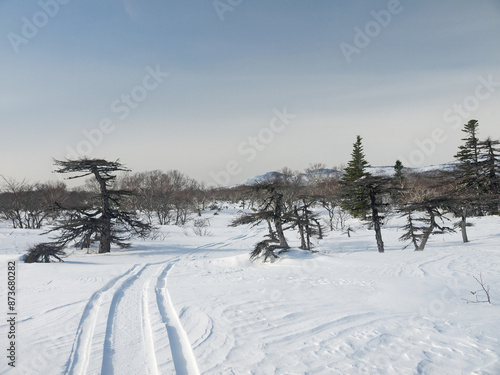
top-left (1, 0), bottom-right (499, 187)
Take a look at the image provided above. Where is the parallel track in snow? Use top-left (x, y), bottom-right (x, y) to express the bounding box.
top-left (155, 264), bottom-right (201, 375)
top-left (64, 261), bottom-right (200, 375)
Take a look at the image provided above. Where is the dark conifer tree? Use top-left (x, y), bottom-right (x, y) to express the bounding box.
top-left (399, 198), bottom-right (454, 251)
top-left (416, 199), bottom-right (455, 251)
top-left (49, 158), bottom-right (152, 253)
top-left (454, 120), bottom-right (483, 214)
top-left (343, 135), bottom-right (370, 180)
top-left (340, 135), bottom-right (371, 218)
top-left (394, 160), bottom-right (404, 186)
top-left (230, 183), bottom-right (290, 261)
top-left (352, 176), bottom-right (392, 253)
top-left (398, 205), bottom-right (423, 250)
top-left (478, 137), bottom-right (500, 213)
top-left (391, 159), bottom-right (407, 205)
top-left (289, 197), bottom-right (323, 251)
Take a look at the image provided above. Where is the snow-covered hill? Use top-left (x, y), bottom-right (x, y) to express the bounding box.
top-left (1, 207), bottom-right (499, 374)
top-left (242, 162), bottom-right (458, 185)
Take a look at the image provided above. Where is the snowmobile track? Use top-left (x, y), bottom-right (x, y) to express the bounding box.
top-left (64, 264), bottom-right (142, 375)
top-left (64, 260), bottom-right (201, 375)
top-left (155, 263), bottom-right (201, 375)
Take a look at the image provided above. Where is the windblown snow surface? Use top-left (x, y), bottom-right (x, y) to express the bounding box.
top-left (1, 208), bottom-right (499, 375)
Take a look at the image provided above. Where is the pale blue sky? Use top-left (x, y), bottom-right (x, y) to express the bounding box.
top-left (1, 0), bottom-right (499, 186)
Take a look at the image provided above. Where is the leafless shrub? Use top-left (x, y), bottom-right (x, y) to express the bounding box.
top-left (462, 273), bottom-right (491, 304)
top-left (192, 218), bottom-right (211, 236)
top-left (147, 228), bottom-right (170, 241)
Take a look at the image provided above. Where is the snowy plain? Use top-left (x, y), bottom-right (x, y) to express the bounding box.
top-left (1, 207), bottom-right (499, 375)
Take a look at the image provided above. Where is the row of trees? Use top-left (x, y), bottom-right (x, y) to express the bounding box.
top-left (229, 120), bottom-right (499, 260)
top-left (1, 161), bottom-right (214, 261)
top-left (453, 119), bottom-right (499, 215)
top-left (118, 170), bottom-right (209, 226)
top-left (0, 179), bottom-right (70, 229)
top-left (3, 119), bottom-right (498, 262)
top-left (395, 120), bottom-right (499, 252)
top-left (0, 169), bottom-right (208, 231)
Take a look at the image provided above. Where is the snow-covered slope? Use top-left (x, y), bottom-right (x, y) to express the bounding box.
top-left (242, 162), bottom-right (458, 185)
top-left (1, 208), bottom-right (499, 374)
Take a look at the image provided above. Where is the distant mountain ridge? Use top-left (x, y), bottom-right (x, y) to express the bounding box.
top-left (242, 162), bottom-right (458, 186)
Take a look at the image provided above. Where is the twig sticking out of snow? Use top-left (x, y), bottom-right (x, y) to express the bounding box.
top-left (462, 273), bottom-right (491, 304)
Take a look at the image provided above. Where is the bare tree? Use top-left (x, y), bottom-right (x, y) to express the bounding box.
top-left (0, 177), bottom-right (32, 228)
top-left (119, 170), bottom-right (200, 226)
top-left (0, 177), bottom-right (64, 229)
top-left (315, 177), bottom-right (340, 231)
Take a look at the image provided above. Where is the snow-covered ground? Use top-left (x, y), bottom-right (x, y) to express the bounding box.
top-left (1, 208), bottom-right (499, 375)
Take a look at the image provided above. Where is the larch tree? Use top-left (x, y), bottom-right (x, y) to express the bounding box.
top-left (230, 183), bottom-right (290, 262)
top-left (49, 158), bottom-right (152, 253)
top-left (353, 175), bottom-right (393, 253)
top-left (289, 196), bottom-right (323, 251)
top-left (316, 176), bottom-right (343, 231)
top-left (398, 204), bottom-right (422, 250)
top-left (399, 197), bottom-right (454, 251)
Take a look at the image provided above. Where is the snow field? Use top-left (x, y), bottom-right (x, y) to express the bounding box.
top-left (0, 210), bottom-right (499, 374)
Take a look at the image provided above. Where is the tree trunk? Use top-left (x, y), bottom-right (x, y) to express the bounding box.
top-left (274, 193), bottom-right (289, 248)
top-left (305, 224), bottom-right (311, 251)
top-left (303, 207), bottom-right (313, 250)
top-left (417, 208), bottom-right (435, 251)
top-left (99, 216), bottom-right (112, 253)
top-left (323, 201), bottom-right (334, 231)
top-left (266, 219), bottom-right (277, 241)
top-left (295, 206), bottom-right (307, 250)
top-left (315, 218), bottom-right (323, 240)
top-left (460, 208), bottom-right (469, 243)
top-left (369, 189), bottom-right (384, 253)
top-left (94, 168), bottom-right (112, 253)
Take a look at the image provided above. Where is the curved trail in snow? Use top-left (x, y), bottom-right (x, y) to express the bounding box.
top-left (64, 260), bottom-right (200, 375)
top-left (64, 264), bottom-right (141, 375)
top-left (155, 264), bottom-right (201, 375)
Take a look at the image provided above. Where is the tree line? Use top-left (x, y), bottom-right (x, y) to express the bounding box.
top-left (230, 119), bottom-right (499, 260)
top-left (1, 119), bottom-right (498, 262)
